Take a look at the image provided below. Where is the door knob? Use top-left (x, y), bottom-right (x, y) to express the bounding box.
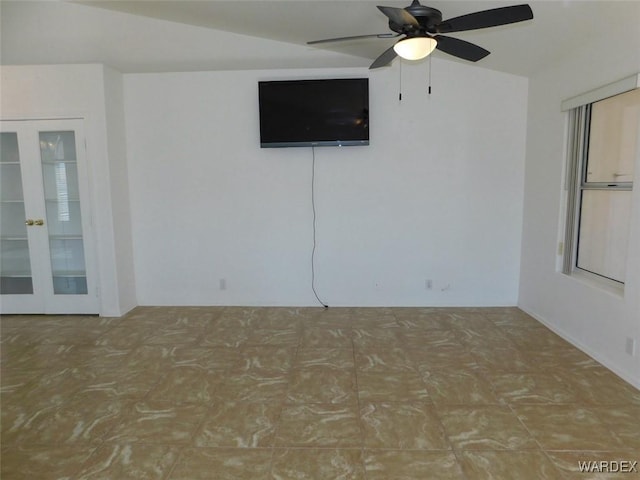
top-left (34, 219), bottom-right (44, 226)
top-left (25, 219), bottom-right (34, 226)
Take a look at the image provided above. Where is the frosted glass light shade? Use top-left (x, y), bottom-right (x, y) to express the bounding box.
top-left (393, 37), bottom-right (437, 61)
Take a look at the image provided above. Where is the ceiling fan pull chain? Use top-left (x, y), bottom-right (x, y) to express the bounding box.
top-left (428, 54), bottom-right (432, 95)
top-left (399, 60), bottom-right (403, 101)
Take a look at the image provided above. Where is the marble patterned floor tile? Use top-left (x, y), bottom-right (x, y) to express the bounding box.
top-left (348, 307), bottom-right (397, 322)
top-left (520, 347), bottom-right (601, 373)
top-left (65, 346), bottom-right (134, 370)
top-left (123, 345), bottom-right (238, 372)
top-left (75, 443), bottom-right (180, 480)
top-left (140, 327), bottom-right (203, 346)
top-left (4, 344), bottom-right (130, 371)
top-left (352, 327), bottom-right (405, 348)
top-left (356, 371), bottom-right (430, 402)
top-left (484, 310), bottom-right (544, 328)
top-left (215, 307), bottom-right (263, 326)
top-left (294, 347), bottom-right (355, 370)
top-left (0, 368), bottom-right (41, 396)
top-left (5, 367), bottom-right (92, 409)
top-left (271, 448), bottom-right (365, 480)
top-left (1, 402), bottom-right (59, 446)
top-left (3, 306), bottom-right (637, 479)
top-left (437, 405), bottom-right (538, 450)
top-left (308, 308), bottom-right (356, 327)
top-left (94, 326), bottom-right (152, 348)
top-left (123, 306), bottom-right (221, 328)
top-left (213, 372), bottom-right (289, 403)
top-left (545, 450), bottom-right (640, 479)
top-left (258, 306), bottom-right (310, 327)
top-left (0, 343), bottom-right (34, 367)
top-left (121, 345), bottom-right (189, 371)
top-left (244, 327), bottom-right (300, 347)
top-left (364, 450), bottom-right (464, 479)
top-left (7, 325), bottom-right (115, 346)
top-left (233, 346), bottom-right (296, 374)
top-left (74, 367), bottom-right (164, 400)
top-left (4, 392), bottom-right (125, 446)
top-left (487, 372), bottom-right (581, 404)
top-left (564, 370), bottom-right (640, 405)
top-left (167, 346), bottom-right (242, 371)
top-left (1, 314), bottom-right (122, 330)
top-left (410, 345), bottom-right (479, 373)
top-left (275, 404), bottom-right (362, 447)
top-left (2, 319), bottom-right (113, 345)
top-left (402, 328), bottom-right (463, 349)
top-left (457, 450), bottom-right (564, 479)
top-left (0, 445), bottom-right (96, 480)
top-left (355, 348), bottom-right (416, 373)
top-left (503, 325), bottom-right (571, 350)
top-left (199, 327), bottom-right (251, 348)
top-left (393, 310), bottom-right (454, 330)
top-left (470, 346), bottom-right (537, 373)
top-left (360, 402), bottom-right (450, 450)
top-left (421, 370), bottom-right (501, 405)
top-left (286, 367), bottom-right (357, 404)
top-left (105, 401), bottom-right (208, 445)
top-left (195, 402), bottom-right (280, 447)
top-left (514, 405), bottom-right (625, 451)
top-left (349, 314), bottom-right (399, 329)
top-left (216, 306), bottom-right (306, 329)
top-left (447, 312), bottom-right (493, 325)
top-left (451, 324), bottom-right (515, 350)
top-left (146, 366), bottom-right (224, 404)
top-left (168, 447), bottom-right (273, 480)
top-left (591, 405), bottom-right (640, 451)
top-left (300, 327), bottom-right (353, 348)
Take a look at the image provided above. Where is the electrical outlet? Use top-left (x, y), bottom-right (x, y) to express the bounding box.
top-left (625, 337), bottom-right (636, 356)
top-left (425, 279), bottom-right (433, 290)
top-left (219, 278), bottom-right (227, 290)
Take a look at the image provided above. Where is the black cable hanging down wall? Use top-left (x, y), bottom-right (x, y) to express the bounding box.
top-left (311, 146), bottom-right (329, 308)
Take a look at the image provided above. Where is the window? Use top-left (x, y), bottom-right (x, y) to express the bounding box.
top-left (563, 87), bottom-right (639, 285)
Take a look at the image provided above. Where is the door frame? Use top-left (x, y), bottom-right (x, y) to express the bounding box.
top-left (0, 118), bottom-right (100, 314)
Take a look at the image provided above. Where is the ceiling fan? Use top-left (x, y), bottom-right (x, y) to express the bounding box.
top-left (308, 1), bottom-right (533, 69)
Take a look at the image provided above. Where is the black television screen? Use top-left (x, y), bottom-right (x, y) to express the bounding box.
top-left (258, 78), bottom-right (369, 148)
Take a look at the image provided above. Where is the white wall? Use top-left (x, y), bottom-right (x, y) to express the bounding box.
top-left (0, 64), bottom-right (136, 316)
top-left (103, 66), bottom-right (137, 314)
top-left (0, 0), bottom-right (367, 73)
top-left (519, 25), bottom-right (640, 387)
top-left (124, 60), bottom-right (528, 307)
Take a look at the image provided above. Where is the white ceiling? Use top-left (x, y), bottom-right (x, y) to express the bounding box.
top-left (2, 1), bottom-right (639, 77)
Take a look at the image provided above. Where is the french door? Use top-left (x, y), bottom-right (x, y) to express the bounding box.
top-left (0, 119), bottom-right (99, 314)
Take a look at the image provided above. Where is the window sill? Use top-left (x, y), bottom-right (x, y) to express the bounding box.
top-left (564, 268), bottom-right (625, 298)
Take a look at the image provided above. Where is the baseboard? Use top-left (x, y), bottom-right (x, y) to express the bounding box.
top-left (518, 306), bottom-right (640, 390)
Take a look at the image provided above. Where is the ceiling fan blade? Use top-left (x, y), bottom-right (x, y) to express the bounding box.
top-left (438, 4), bottom-right (533, 33)
top-left (308, 33), bottom-right (399, 45)
top-left (369, 45), bottom-right (398, 69)
top-left (377, 6), bottom-right (419, 28)
top-left (435, 35), bottom-right (490, 62)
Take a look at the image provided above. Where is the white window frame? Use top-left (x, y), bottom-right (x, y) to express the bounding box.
top-left (561, 75), bottom-right (639, 289)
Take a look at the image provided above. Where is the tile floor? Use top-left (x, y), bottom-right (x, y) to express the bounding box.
top-left (1, 306), bottom-right (639, 479)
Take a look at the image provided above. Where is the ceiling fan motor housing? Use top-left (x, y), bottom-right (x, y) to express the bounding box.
top-left (390, 1), bottom-right (443, 35)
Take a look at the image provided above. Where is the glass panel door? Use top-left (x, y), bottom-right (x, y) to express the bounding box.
top-left (39, 131), bottom-right (88, 294)
top-left (1, 119), bottom-right (98, 315)
top-left (0, 132), bottom-right (34, 294)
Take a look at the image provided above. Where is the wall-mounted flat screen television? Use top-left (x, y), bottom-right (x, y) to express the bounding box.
top-left (258, 78), bottom-right (369, 148)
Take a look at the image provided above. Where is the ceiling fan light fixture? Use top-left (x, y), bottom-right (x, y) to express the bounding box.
top-left (393, 36), bottom-right (437, 60)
